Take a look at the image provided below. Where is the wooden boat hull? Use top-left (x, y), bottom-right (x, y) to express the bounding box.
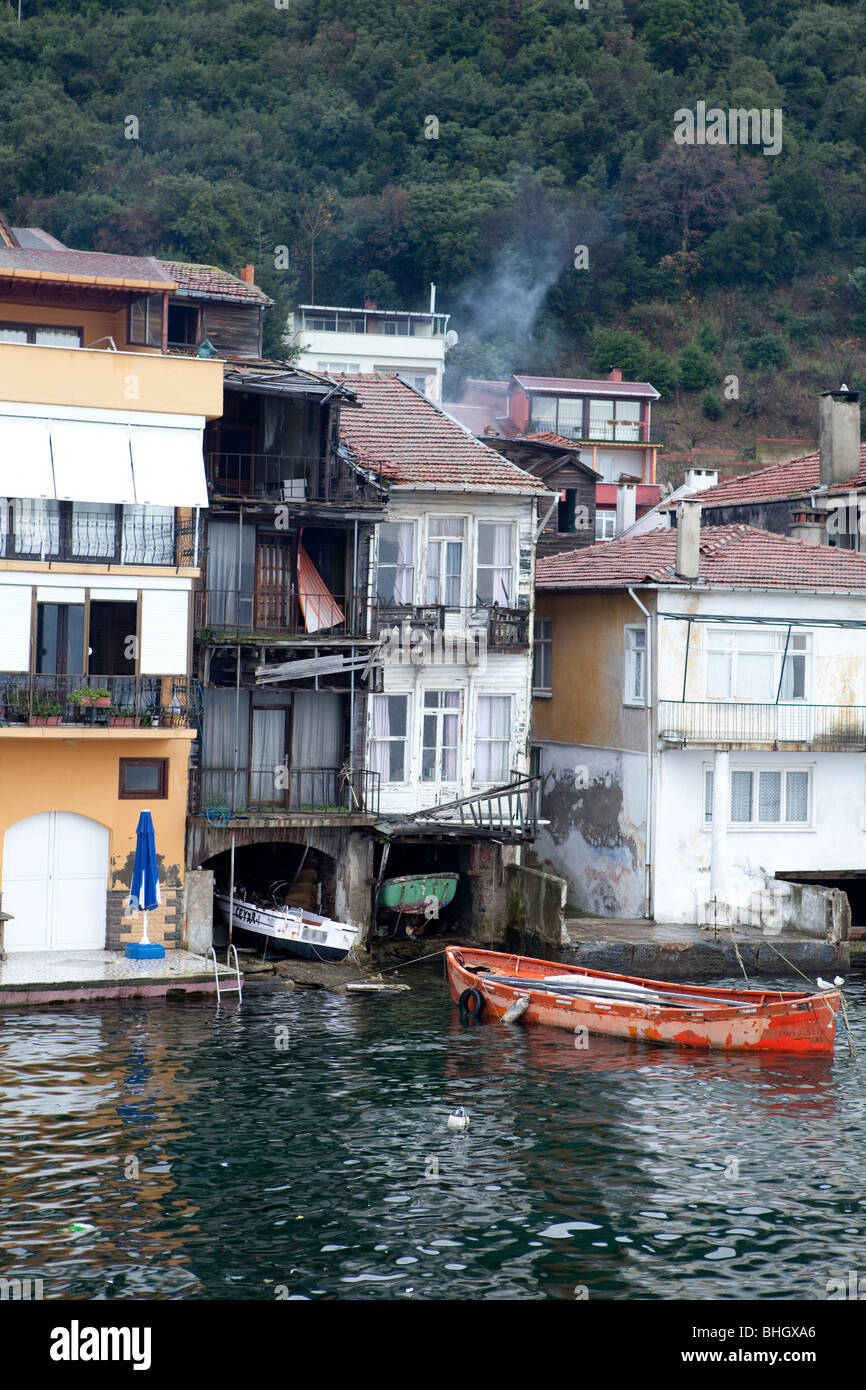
top-left (379, 873), bottom-right (458, 915)
top-left (215, 893), bottom-right (358, 962)
top-left (446, 947), bottom-right (840, 1053)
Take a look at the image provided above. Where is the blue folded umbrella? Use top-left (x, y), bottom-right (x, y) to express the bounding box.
top-left (127, 811), bottom-right (162, 955)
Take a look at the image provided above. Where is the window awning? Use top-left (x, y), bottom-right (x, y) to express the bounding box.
top-left (0, 417), bottom-right (54, 498)
top-left (0, 411), bottom-right (207, 507)
top-left (51, 421), bottom-right (136, 504)
top-left (130, 425), bottom-right (208, 507)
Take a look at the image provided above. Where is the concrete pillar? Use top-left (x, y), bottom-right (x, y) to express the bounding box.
top-left (710, 750), bottom-right (729, 916)
top-left (337, 832), bottom-right (373, 943)
top-left (184, 869), bottom-right (214, 955)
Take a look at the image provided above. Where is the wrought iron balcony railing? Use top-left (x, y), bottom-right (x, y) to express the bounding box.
top-left (658, 701), bottom-right (866, 748)
top-left (189, 765), bottom-right (381, 819)
top-left (205, 452), bottom-right (383, 506)
top-left (0, 504), bottom-right (195, 567)
top-left (0, 675), bottom-right (194, 728)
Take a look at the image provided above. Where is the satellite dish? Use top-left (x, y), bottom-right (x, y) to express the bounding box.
top-left (445, 329), bottom-right (459, 349)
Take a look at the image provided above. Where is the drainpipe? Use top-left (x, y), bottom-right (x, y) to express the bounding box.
top-left (628, 587), bottom-right (653, 918)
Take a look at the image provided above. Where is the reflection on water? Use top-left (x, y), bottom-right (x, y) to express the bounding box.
top-left (0, 970), bottom-right (864, 1300)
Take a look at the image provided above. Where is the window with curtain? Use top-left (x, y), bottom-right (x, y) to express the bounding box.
top-left (426, 517), bottom-right (464, 606)
top-left (250, 707), bottom-right (287, 805)
top-left (202, 688), bottom-right (250, 810)
top-left (556, 397), bottom-right (583, 439)
top-left (588, 399), bottom-right (613, 440)
top-left (614, 400), bottom-right (642, 441)
top-left (705, 628), bottom-right (811, 702)
top-left (476, 522), bottom-right (513, 605)
top-left (421, 690), bottom-right (460, 782)
top-left (370, 694), bottom-right (409, 782)
top-left (206, 519), bottom-right (255, 627)
top-left (377, 521), bottom-right (415, 606)
top-left (533, 618), bottom-right (553, 693)
top-left (528, 396), bottom-right (556, 432)
top-left (624, 626), bottom-right (646, 705)
top-left (704, 767), bottom-right (810, 826)
top-left (475, 695), bottom-right (511, 782)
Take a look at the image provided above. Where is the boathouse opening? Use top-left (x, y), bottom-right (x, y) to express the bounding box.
top-left (202, 841), bottom-right (337, 926)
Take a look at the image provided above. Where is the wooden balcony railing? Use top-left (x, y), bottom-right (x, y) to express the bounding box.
top-left (205, 452), bottom-right (383, 506)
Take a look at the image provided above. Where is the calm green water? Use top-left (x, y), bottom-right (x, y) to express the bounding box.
top-left (1, 967), bottom-right (865, 1301)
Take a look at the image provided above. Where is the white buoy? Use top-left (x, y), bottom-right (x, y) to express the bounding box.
top-left (446, 1107), bottom-right (469, 1132)
top-left (502, 996), bottom-right (530, 1024)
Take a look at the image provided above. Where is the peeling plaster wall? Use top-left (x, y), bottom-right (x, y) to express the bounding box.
top-left (533, 740), bottom-right (647, 917)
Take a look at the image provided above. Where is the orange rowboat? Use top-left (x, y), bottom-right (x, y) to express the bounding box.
top-left (445, 947), bottom-right (841, 1053)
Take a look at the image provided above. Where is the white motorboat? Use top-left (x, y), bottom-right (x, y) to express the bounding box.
top-left (215, 889), bottom-right (359, 961)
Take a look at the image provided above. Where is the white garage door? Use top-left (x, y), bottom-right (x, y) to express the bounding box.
top-left (2, 813), bottom-right (109, 951)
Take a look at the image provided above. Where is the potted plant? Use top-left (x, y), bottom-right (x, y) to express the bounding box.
top-left (69, 686), bottom-right (112, 708)
top-left (31, 696), bottom-right (62, 726)
top-left (109, 705), bottom-right (136, 728)
top-left (89, 687), bottom-right (112, 708)
top-left (5, 693), bottom-right (29, 723)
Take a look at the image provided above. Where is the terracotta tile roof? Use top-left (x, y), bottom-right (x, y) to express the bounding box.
top-left (536, 525), bottom-right (866, 591)
top-left (523, 431), bottom-right (580, 449)
top-left (336, 374), bottom-right (548, 492)
top-left (0, 245), bottom-right (172, 286)
top-left (678, 448), bottom-right (866, 510)
top-left (513, 374), bottom-right (660, 399)
top-left (159, 261), bottom-right (272, 305)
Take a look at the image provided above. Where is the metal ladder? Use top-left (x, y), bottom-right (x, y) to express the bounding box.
top-left (207, 943), bottom-right (243, 1005)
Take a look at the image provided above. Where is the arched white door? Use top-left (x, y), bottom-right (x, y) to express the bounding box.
top-left (2, 813), bottom-right (109, 951)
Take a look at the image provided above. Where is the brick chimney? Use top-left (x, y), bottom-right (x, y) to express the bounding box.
top-left (676, 500), bottom-right (701, 579)
top-left (819, 386), bottom-right (860, 486)
top-left (239, 265), bottom-right (255, 286)
top-left (364, 297), bottom-right (377, 310)
top-left (790, 507), bottom-right (824, 544)
top-left (608, 366), bottom-right (623, 382)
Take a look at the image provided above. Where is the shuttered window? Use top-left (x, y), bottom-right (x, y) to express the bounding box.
top-left (139, 590), bottom-right (189, 675)
top-left (0, 586), bottom-right (32, 671)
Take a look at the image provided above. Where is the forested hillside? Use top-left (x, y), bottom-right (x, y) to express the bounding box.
top-left (3, 0), bottom-right (866, 446)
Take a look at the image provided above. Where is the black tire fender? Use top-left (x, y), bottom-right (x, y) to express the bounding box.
top-left (458, 986), bottom-right (485, 1024)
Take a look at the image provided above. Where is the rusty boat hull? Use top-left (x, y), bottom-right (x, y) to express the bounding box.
top-left (445, 947), bottom-right (840, 1053)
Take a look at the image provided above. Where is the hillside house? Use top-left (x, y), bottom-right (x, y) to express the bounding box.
top-left (533, 508), bottom-right (866, 933)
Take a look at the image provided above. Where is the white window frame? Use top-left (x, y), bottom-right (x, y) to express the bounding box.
top-left (704, 627), bottom-right (812, 703)
top-left (595, 511), bottom-right (616, 541)
top-left (420, 688), bottom-right (461, 785)
top-left (623, 625), bottom-right (646, 706)
top-left (376, 519), bottom-right (416, 608)
top-left (474, 692), bottom-right (513, 785)
top-left (703, 765), bottom-right (813, 829)
top-left (475, 520), bottom-right (515, 607)
top-left (425, 515), bottom-right (466, 608)
top-left (369, 693), bottom-right (410, 784)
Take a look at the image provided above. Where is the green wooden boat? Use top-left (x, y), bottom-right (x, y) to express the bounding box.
top-left (378, 873), bottom-right (459, 916)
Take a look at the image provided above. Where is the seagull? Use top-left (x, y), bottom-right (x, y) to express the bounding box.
top-left (816, 977), bottom-right (834, 991)
top-left (834, 976), bottom-right (845, 987)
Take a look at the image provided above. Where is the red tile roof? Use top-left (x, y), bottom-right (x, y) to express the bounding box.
top-left (680, 448), bottom-right (866, 510)
top-left (513, 374), bottom-right (659, 399)
top-left (536, 525), bottom-right (866, 591)
top-left (523, 431), bottom-right (581, 449)
top-left (337, 375), bottom-right (547, 492)
top-left (159, 261), bottom-right (272, 305)
top-left (0, 245), bottom-right (172, 286)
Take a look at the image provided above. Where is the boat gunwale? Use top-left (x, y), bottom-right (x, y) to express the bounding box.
top-left (445, 946), bottom-right (837, 1024)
